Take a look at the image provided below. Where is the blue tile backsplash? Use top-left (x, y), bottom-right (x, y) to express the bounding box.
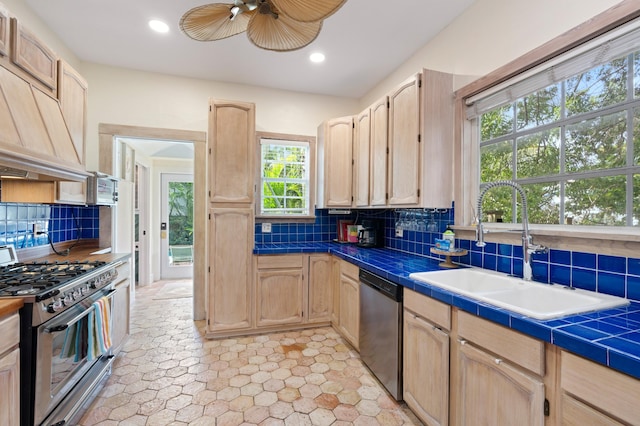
top-left (260, 206), bottom-right (640, 303)
top-left (0, 202), bottom-right (99, 249)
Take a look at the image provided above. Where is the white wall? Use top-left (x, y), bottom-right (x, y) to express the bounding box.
top-left (360, 0), bottom-right (623, 107)
top-left (81, 64), bottom-right (358, 171)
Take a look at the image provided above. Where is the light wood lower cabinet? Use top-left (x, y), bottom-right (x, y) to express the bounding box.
top-left (230, 253), bottom-right (334, 335)
top-left (111, 259), bottom-right (131, 354)
top-left (455, 341), bottom-right (545, 426)
top-left (337, 259), bottom-right (359, 350)
top-left (560, 350), bottom-right (640, 425)
top-left (454, 311), bottom-right (546, 426)
top-left (208, 208), bottom-right (254, 335)
top-left (308, 254), bottom-right (332, 323)
top-left (403, 289), bottom-right (450, 426)
top-left (0, 312), bottom-right (20, 426)
top-left (256, 255), bottom-right (305, 327)
top-left (330, 256), bottom-right (340, 326)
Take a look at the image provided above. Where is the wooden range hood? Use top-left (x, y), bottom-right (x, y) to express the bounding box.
top-left (0, 65), bottom-right (88, 182)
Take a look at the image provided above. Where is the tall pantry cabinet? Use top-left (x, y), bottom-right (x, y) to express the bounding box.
top-left (207, 99), bottom-right (256, 336)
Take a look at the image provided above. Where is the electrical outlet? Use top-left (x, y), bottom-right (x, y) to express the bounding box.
top-left (32, 223), bottom-right (43, 234)
top-left (262, 223), bottom-right (272, 233)
top-left (395, 226), bottom-right (403, 237)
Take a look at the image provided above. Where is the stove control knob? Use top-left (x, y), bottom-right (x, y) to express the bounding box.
top-left (63, 294), bottom-right (73, 305)
top-left (90, 279), bottom-right (97, 289)
top-left (73, 289), bottom-right (81, 299)
top-left (47, 298), bottom-right (64, 313)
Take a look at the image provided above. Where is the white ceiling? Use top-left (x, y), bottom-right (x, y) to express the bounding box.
top-left (25, 0), bottom-right (476, 99)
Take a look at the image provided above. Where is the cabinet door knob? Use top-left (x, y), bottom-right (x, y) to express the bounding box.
top-left (495, 358), bottom-right (502, 365)
top-left (459, 339), bottom-right (467, 346)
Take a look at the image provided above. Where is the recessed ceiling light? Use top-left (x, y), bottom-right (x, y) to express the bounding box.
top-left (309, 52), bottom-right (325, 63)
top-left (149, 20), bottom-right (169, 33)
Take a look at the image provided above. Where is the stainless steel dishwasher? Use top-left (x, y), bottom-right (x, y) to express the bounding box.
top-left (359, 269), bottom-right (403, 400)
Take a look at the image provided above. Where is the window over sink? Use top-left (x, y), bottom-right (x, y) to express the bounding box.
top-left (465, 19), bottom-right (640, 227)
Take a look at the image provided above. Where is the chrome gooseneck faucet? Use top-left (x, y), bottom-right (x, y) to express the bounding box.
top-left (476, 180), bottom-right (547, 281)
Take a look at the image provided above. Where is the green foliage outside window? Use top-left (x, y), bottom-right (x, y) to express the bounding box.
top-left (479, 54), bottom-right (640, 226)
top-left (168, 182), bottom-right (193, 245)
top-left (261, 143), bottom-right (309, 215)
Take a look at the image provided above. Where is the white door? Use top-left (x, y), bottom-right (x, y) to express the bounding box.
top-left (160, 173), bottom-right (194, 280)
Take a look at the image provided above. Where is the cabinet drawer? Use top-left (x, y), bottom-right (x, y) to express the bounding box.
top-left (404, 288), bottom-right (450, 330)
top-left (561, 394), bottom-right (623, 426)
top-left (0, 313), bottom-right (19, 355)
top-left (340, 259), bottom-right (359, 281)
top-left (257, 254), bottom-right (303, 269)
top-left (457, 311), bottom-right (544, 376)
top-left (561, 351), bottom-right (640, 424)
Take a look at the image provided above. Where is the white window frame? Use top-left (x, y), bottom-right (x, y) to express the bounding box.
top-left (256, 131), bottom-right (316, 220)
top-left (454, 5), bottom-right (640, 252)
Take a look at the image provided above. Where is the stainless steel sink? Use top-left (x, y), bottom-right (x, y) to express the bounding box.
top-left (409, 268), bottom-right (629, 320)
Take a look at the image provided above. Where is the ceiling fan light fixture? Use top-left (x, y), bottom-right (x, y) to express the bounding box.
top-left (179, 0), bottom-right (346, 51)
top-left (309, 52), bottom-right (325, 63)
top-left (149, 19), bottom-right (170, 33)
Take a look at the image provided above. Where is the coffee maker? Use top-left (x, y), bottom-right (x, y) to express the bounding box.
top-left (357, 219), bottom-right (385, 248)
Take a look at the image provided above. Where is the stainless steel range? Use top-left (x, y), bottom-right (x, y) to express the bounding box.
top-left (0, 246), bottom-right (122, 426)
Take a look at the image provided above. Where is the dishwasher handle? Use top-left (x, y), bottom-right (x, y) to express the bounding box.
top-left (359, 269), bottom-right (402, 302)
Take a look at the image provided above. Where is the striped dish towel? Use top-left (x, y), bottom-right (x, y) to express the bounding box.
top-left (88, 296), bottom-right (112, 361)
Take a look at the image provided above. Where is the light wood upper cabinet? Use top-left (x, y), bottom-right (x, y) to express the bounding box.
top-left (455, 340), bottom-right (545, 426)
top-left (421, 69), bottom-right (455, 208)
top-left (317, 116), bottom-right (353, 208)
top-left (308, 254), bottom-right (332, 323)
top-left (208, 208), bottom-right (254, 334)
top-left (56, 182), bottom-right (86, 204)
top-left (0, 4), bottom-right (9, 57)
top-left (209, 100), bottom-right (255, 204)
top-left (388, 73), bottom-right (421, 206)
top-left (10, 18), bottom-right (57, 91)
top-left (0, 180), bottom-right (54, 203)
top-left (256, 255), bottom-right (305, 327)
top-left (58, 60), bottom-right (87, 163)
top-left (369, 96), bottom-right (388, 207)
top-left (354, 108), bottom-right (370, 207)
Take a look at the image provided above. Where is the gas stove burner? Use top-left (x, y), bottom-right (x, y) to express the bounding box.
top-left (0, 260), bottom-right (109, 297)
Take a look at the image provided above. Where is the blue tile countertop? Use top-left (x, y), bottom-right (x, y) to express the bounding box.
top-left (255, 242), bottom-right (640, 380)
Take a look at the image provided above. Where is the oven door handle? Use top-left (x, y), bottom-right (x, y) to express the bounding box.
top-left (44, 288), bottom-right (116, 334)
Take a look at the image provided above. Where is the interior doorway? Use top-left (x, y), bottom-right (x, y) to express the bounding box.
top-left (98, 123), bottom-right (207, 320)
top-left (160, 173), bottom-right (194, 280)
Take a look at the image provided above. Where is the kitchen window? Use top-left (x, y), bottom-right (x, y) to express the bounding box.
top-left (256, 132), bottom-right (316, 219)
top-left (465, 19), bottom-right (640, 227)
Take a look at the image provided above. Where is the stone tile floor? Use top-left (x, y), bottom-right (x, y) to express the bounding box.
top-left (79, 281), bottom-right (422, 425)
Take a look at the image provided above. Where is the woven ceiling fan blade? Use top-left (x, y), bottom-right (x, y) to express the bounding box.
top-left (179, 3), bottom-right (251, 41)
top-left (271, 0), bottom-right (347, 23)
top-left (246, 11), bottom-right (321, 51)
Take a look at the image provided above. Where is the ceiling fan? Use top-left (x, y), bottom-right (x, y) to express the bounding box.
top-left (179, 0), bottom-right (347, 52)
